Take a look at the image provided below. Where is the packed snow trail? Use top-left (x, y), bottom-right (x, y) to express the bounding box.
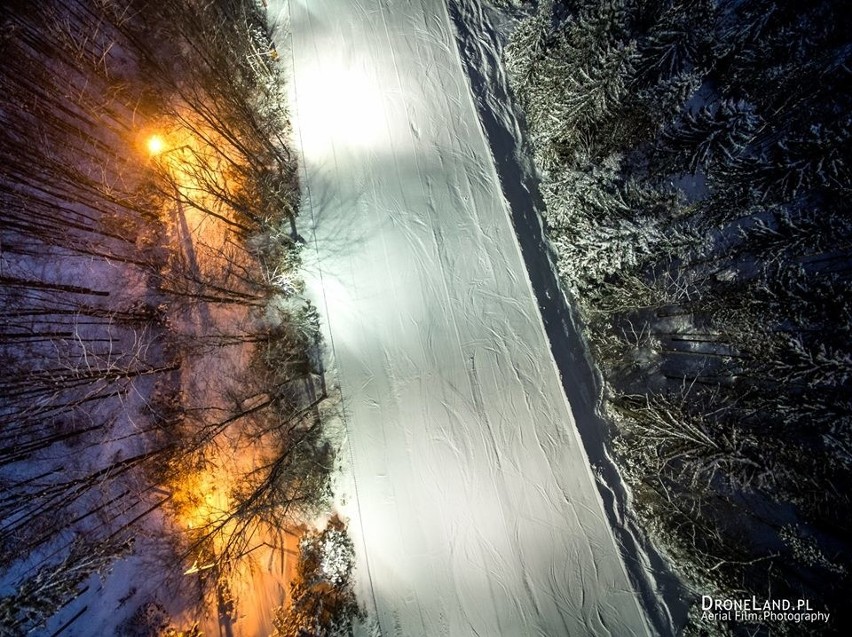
top-left (269, 1), bottom-right (653, 635)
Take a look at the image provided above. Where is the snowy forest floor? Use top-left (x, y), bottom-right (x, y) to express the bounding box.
top-left (0, 1), bottom-right (350, 635)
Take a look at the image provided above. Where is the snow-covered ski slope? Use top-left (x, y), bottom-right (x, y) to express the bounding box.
top-left (272, 1), bottom-right (653, 634)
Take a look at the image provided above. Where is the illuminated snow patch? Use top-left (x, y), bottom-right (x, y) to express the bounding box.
top-left (296, 66), bottom-right (387, 151)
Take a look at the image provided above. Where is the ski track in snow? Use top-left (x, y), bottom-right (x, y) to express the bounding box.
top-left (270, 1), bottom-right (654, 635)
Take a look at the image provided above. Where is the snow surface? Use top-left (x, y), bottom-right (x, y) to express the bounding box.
top-left (271, 0), bottom-right (654, 634)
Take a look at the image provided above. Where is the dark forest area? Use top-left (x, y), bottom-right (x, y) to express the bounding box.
top-left (504, 0), bottom-right (850, 633)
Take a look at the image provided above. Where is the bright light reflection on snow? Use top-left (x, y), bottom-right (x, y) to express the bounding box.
top-left (296, 66), bottom-right (386, 150)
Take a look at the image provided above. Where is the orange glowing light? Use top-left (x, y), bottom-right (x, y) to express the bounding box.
top-left (147, 134), bottom-right (166, 155)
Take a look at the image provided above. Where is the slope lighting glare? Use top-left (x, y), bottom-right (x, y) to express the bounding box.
top-left (147, 134), bottom-right (165, 155)
top-left (297, 66), bottom-right (386, 150)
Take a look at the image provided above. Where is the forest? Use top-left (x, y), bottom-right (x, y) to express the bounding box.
top-left (0, 0), bottom-right (357, 635)
top-left (501, 0), bottom-right (850, 634)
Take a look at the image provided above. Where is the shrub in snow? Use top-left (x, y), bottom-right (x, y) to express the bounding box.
top-left (272, 516), bottom-right (363, 637)
top-left (119, 600), bottom-right (202, 637)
